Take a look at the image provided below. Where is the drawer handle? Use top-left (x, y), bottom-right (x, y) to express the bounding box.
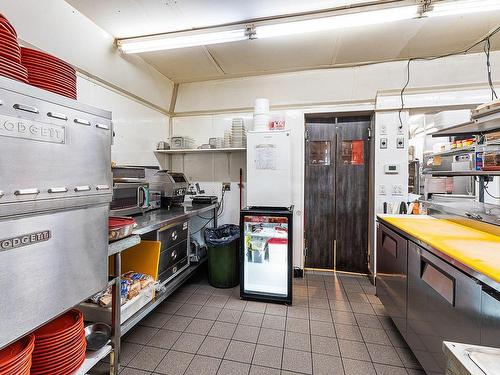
top-left (48, 187), bottom-right (68, 193)
top-left (96, 185), bottom-right (110, 191)
top-left (47, 112), bottom-right (68, 121)
top-left (421, 259), bottom-right (455, 305)
top-left (382, 232), bottom-right (397, 259)
top-left (171, 231), bottom-right (178, 241)
top-left (96, 123), bottom-right (109, 130)
top-left (14, 188), bottom-right (40, 195)
top-left (171, 250), bottom-right (178, 260)
top-left (13, 103), bottom-right (39, 113)
top-left (74, 185), bottom-right (91, 192)
top-left (74, 118), bottom-right (91, 126)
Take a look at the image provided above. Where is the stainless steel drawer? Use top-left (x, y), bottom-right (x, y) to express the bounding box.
top-left (376, 224), bottom-right (408, 338)
top-left (158, 256), bottom-right (189, 283)
top-left (158, 221), bottom-right (188, 250)
top-left (0, 204), bottom-right (108, 348)
top-left (159, 240), bottom-right (188, 276)
top-left (407, 242), bottom-right (482, 375)
top-left (481, 287), bottom-right (500, 347)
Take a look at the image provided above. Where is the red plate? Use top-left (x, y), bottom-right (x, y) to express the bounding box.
top-left (31, 347), bottom-right (85, 375)
top-left (33, 310), bottom-right (82, 340)
top-left (0, 334), bottom-right (34, 370)
top-left (32, 336), bottom-right (85, 368)
top-left (0, 16), bottom-right (17, 37)
top-left (28, 77), bottom-right (77, 92)
top-left (0, 62), bottom-right (27, 77)
top-left (0, 43), bottom-right (21, 58)
top-left (33, 329), bottom-right (83, 352)
top-left (21, 48), bottom-right (74, 71)
top-left (25, 66), bottom-right (76, 82)
top-left (33, 331), bottom-right (84, 357)
top-left (34, 318), bottom-right (83, 344)
top-left (0, 50), bottom-right (21, 64)
top-left (4, 357), bottom-right (31, 375)
top-left (0, 71), bottom-right (28, 83)
top-left (20, 56), bottom-right (75, 75)
top-left (29, 82), bottom-right (77, 99)
top-left (0, 55), bottom-right (27, 74)
top-left (0, 30), bottom-right (18, 46)
top-left (27, 71), bottom-right (76, 88)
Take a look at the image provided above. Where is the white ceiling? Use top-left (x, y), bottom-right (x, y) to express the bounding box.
top-left (66, 0), bottom-right (500, 83)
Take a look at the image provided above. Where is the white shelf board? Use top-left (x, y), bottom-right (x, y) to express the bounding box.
top-left (74, 345), bottom-right (112, 375)
top-left (154, 148), bottom-right (246, 154)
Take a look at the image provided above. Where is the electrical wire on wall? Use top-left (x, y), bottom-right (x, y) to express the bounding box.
top-left (398, 25), bottom-right (500, 129)
top-left (484, 179), bottom-right (500, 200)
top-left (191, 187), bottom-right (227, 235)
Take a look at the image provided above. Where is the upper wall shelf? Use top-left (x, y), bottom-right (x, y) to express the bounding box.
top-left (154, 148), bottom-right (246, 154)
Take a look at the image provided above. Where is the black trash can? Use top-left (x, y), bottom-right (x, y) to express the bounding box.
top-left (204, 224), bottom-right (240, 288)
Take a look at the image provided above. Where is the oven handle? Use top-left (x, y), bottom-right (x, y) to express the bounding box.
top-left (138, 186), bottom-right (149, 208)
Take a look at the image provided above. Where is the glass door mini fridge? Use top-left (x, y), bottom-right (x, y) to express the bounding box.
top-left (240, 207), bottom-right (293, 304)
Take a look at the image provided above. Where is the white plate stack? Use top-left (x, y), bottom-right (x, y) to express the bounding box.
top-left (253, 98), bottom-right (270, 131)
top-left (230, 117), bottom-right (246, 148)
top-left (224, 131), bottom-right (231, 148)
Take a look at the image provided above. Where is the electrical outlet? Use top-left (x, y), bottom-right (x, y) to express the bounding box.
top-left (380, 138), bottom-right (388, 149)
top-left (397, 125), bottom-right (405, 135)
top-left (379, 185), bottom-right (387, 195)
top-left (396, 137), bottom-right (405, 149)
top-left (222, 182), bottom-right (231, 191)
top-left (380, 124), bottom-right (387, 135)
top-left (392, 184), bottom-right (403, 196)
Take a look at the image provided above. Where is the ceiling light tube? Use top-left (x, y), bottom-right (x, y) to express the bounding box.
top-left (426, 0), bottom-right (500, 17)
top-left (118, 28), bottom-right (248, 53)
top-left (254, 5), bottom-right (419, 39)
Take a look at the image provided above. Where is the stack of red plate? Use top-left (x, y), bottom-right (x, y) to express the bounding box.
top-left (31, 309), bottom-right (86, 375)
top-left (21, 47), bottom-right (77, 100)
top-left (0, 334), bottom-right (34, 375)
top-left (0, 14), bottom-right (28, 83)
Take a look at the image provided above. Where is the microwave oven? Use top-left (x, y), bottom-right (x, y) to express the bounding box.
top-left (110, 182), bottom-right (149, 216)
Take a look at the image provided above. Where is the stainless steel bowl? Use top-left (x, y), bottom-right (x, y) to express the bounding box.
top-left (85, 323), bottom-right (111, 351)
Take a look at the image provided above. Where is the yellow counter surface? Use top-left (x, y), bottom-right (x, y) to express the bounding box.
top-left (379, 216), bottom-right (500, 283)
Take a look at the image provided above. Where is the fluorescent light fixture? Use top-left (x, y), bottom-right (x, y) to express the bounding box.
top-left (255, 5), bottom-right (418, 39)
top-left (118, 28), bottom-right (247, 53)
top-left (426, 0), bottom-right (500, 17)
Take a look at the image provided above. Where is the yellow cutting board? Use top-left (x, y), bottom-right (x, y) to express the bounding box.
top-left (381, 216), bottom-right (500, 283)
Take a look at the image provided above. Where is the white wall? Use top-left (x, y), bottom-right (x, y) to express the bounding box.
top-left (172, 51), bottom-right (500, 271)
top-left (77, 76), bottom-right (169, 165)
top-left (0, 0), bottom-right (174, 112)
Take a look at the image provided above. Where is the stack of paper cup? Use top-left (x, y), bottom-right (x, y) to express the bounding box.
top-left (253, 98), bottom-right (270, 131)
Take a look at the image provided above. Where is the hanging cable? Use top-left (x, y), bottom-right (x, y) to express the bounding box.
top-left (398, 25), bottom-right (500, 128)
top-left (484, 180), bottom-right (500, 200)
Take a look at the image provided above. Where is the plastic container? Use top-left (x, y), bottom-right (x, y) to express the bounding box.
top-left (204, 225), bottom-right (240, 288)
top-left (253, 113), bottom-right (270, 131)
top-left (254, 98), bottom-right (269, 114)
top-left (108, 217), bottom-right (135, 242)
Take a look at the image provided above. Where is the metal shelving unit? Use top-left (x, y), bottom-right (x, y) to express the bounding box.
top-left (75, 345), bottom-right (113, 375)
top-left (424, 146), bottom-right (476, 157)
top-left (154, 148), bottom-right (246, 154)
top-left (423, 171), bottom-right (500, 177)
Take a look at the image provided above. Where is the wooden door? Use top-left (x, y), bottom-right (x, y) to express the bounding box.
top-left (304, 121), bottom-right (336, 270)
top-left (335, 118), bottom-right (371, 273)
top-left (304, 115), bottom-right (371, 273)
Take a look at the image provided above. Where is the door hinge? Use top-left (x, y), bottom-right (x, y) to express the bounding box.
top-left (305, 129), bottom-right (309, 140)
top-left (367, 127), bottom-right (372, 139)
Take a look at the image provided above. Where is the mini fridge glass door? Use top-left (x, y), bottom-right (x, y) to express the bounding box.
top-left (241, 211), bottom-right (291, 302)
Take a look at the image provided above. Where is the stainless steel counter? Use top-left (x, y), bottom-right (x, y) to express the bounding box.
top-left (132, 203), bottom-right (218, 235)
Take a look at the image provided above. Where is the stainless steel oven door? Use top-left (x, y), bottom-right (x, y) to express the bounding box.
top-left (0, 204), bottom-right (108, 349)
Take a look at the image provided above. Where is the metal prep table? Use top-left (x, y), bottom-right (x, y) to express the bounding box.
top-left (81, 202), bottom-right (218, 374)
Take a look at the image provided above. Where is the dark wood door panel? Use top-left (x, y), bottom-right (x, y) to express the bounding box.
top-left (304, 122), bottom-right (336, 269)
top-left (335, 119), bottom-right (370, 273)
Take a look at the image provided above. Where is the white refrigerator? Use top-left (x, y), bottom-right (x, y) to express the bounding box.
top-left (246, 130), bottom-right (293, 208)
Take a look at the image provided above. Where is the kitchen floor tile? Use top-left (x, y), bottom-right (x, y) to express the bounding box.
top-left (332, 311), bottom-right (357, 325)
top-left (351, 303), bottom-right (376, 315)
top-left (309, 308), bottom-right (333, 322)
top-left (197, 306), bottom-right (223, 320)
top-left (334, 324), bottom-right (363, 342)
top-left (240, 312), bottom-right (264, 327)
top-left (224, 340), bottom-right (256, 363)
top-left (249, 365), bottom-right (281, 375)
top-left (395, 347), bottom-right (422, 369)
top-left (366, 343), bottom-right (404, 366)
top-left (184, 354), bottom-right (221, 375)
top-left (206, 295), bottom-right (230, 308)
top-left (155, 350), bottom-right (193, 375)
top-left (217, 360), bottom-right (250, 375)
top-left (354, 314), bottom-right (383, 329)
top-left (176, 303), bottom-right (203, 318)
top-left (287, 306), bottom-right (309, 319)
top-left (342, 358), bottom-right (376, 375)
top-left (262, 315), bottom-right (286, 330)
top-left (257, 328), bottom-right (284, 347)
top-left (373, 363), bottom-right (409, 375)
top-left (309, 298), bottom-right (330, 309)
top-left (127, 346), bottom-right (167, 372)
top-left (171, 332), bottom-right (205, 353)
top-left (245, 301), bottom-right (267, 313)
top-left (359, 327), bottom-right (392, 346)
top-left (310, 320), bottom-right (336, 337)
top-left (264, 304), bottom-right (287, 316)
top-left (312, 353), bottom-right (344, 375)
top-left (186, 293), bottom-right (210, 306)
top-left (225, 299), bottom-right (247, 311)
top-left (329, 300), bottom-right (352, 312)
top-left (233, 324), bottom-right (260, 343)
top-left (163, 315), bottom-right (193, 332)
top-left (157, 301), bottom-right (182, 314)
top-left (124, 326), bottom-right (159, 345)
top-left (217, 308), bottom-right (243, 324)
top-left (282, 348), bottom-right (313, 374)
top-left (252, 344), bottom-right (282, 369)
top-left (284, 331), bottom-right (311, 351)
top-left (120, 368), bottom-right (151, 375)
top-left (338, 339), bottom-right (371, 361)
top-left (185, 318), bottom-right (215, 335)
top-left (197, 336), bottom-right (230, 358)
top-left (140, 312), bottom-right (172, 329)
top-left (147, 329), bottom-right (182, 349)
top-left (208, 321), bottom-right (237, 339)
top-left (120, 342), bottom-right (144, 366)
top-left (311, 335), bottom-right (340, 356)
top-left (285, 317), bottom-right (310, 334)
top-left (385, 330), bottom-right (408, 348)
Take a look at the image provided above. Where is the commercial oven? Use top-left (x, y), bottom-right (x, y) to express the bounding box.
top-left (0, 76), bottom-right (112, 348)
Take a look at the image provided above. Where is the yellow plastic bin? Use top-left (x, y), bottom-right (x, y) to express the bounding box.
top-left (109, 240), bottom-right (161, 281)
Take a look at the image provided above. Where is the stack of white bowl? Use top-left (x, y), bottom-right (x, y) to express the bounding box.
top-left (230, 117), bottom-right (246, 148)
top-left (253, 98), bottom-right (270, 131)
